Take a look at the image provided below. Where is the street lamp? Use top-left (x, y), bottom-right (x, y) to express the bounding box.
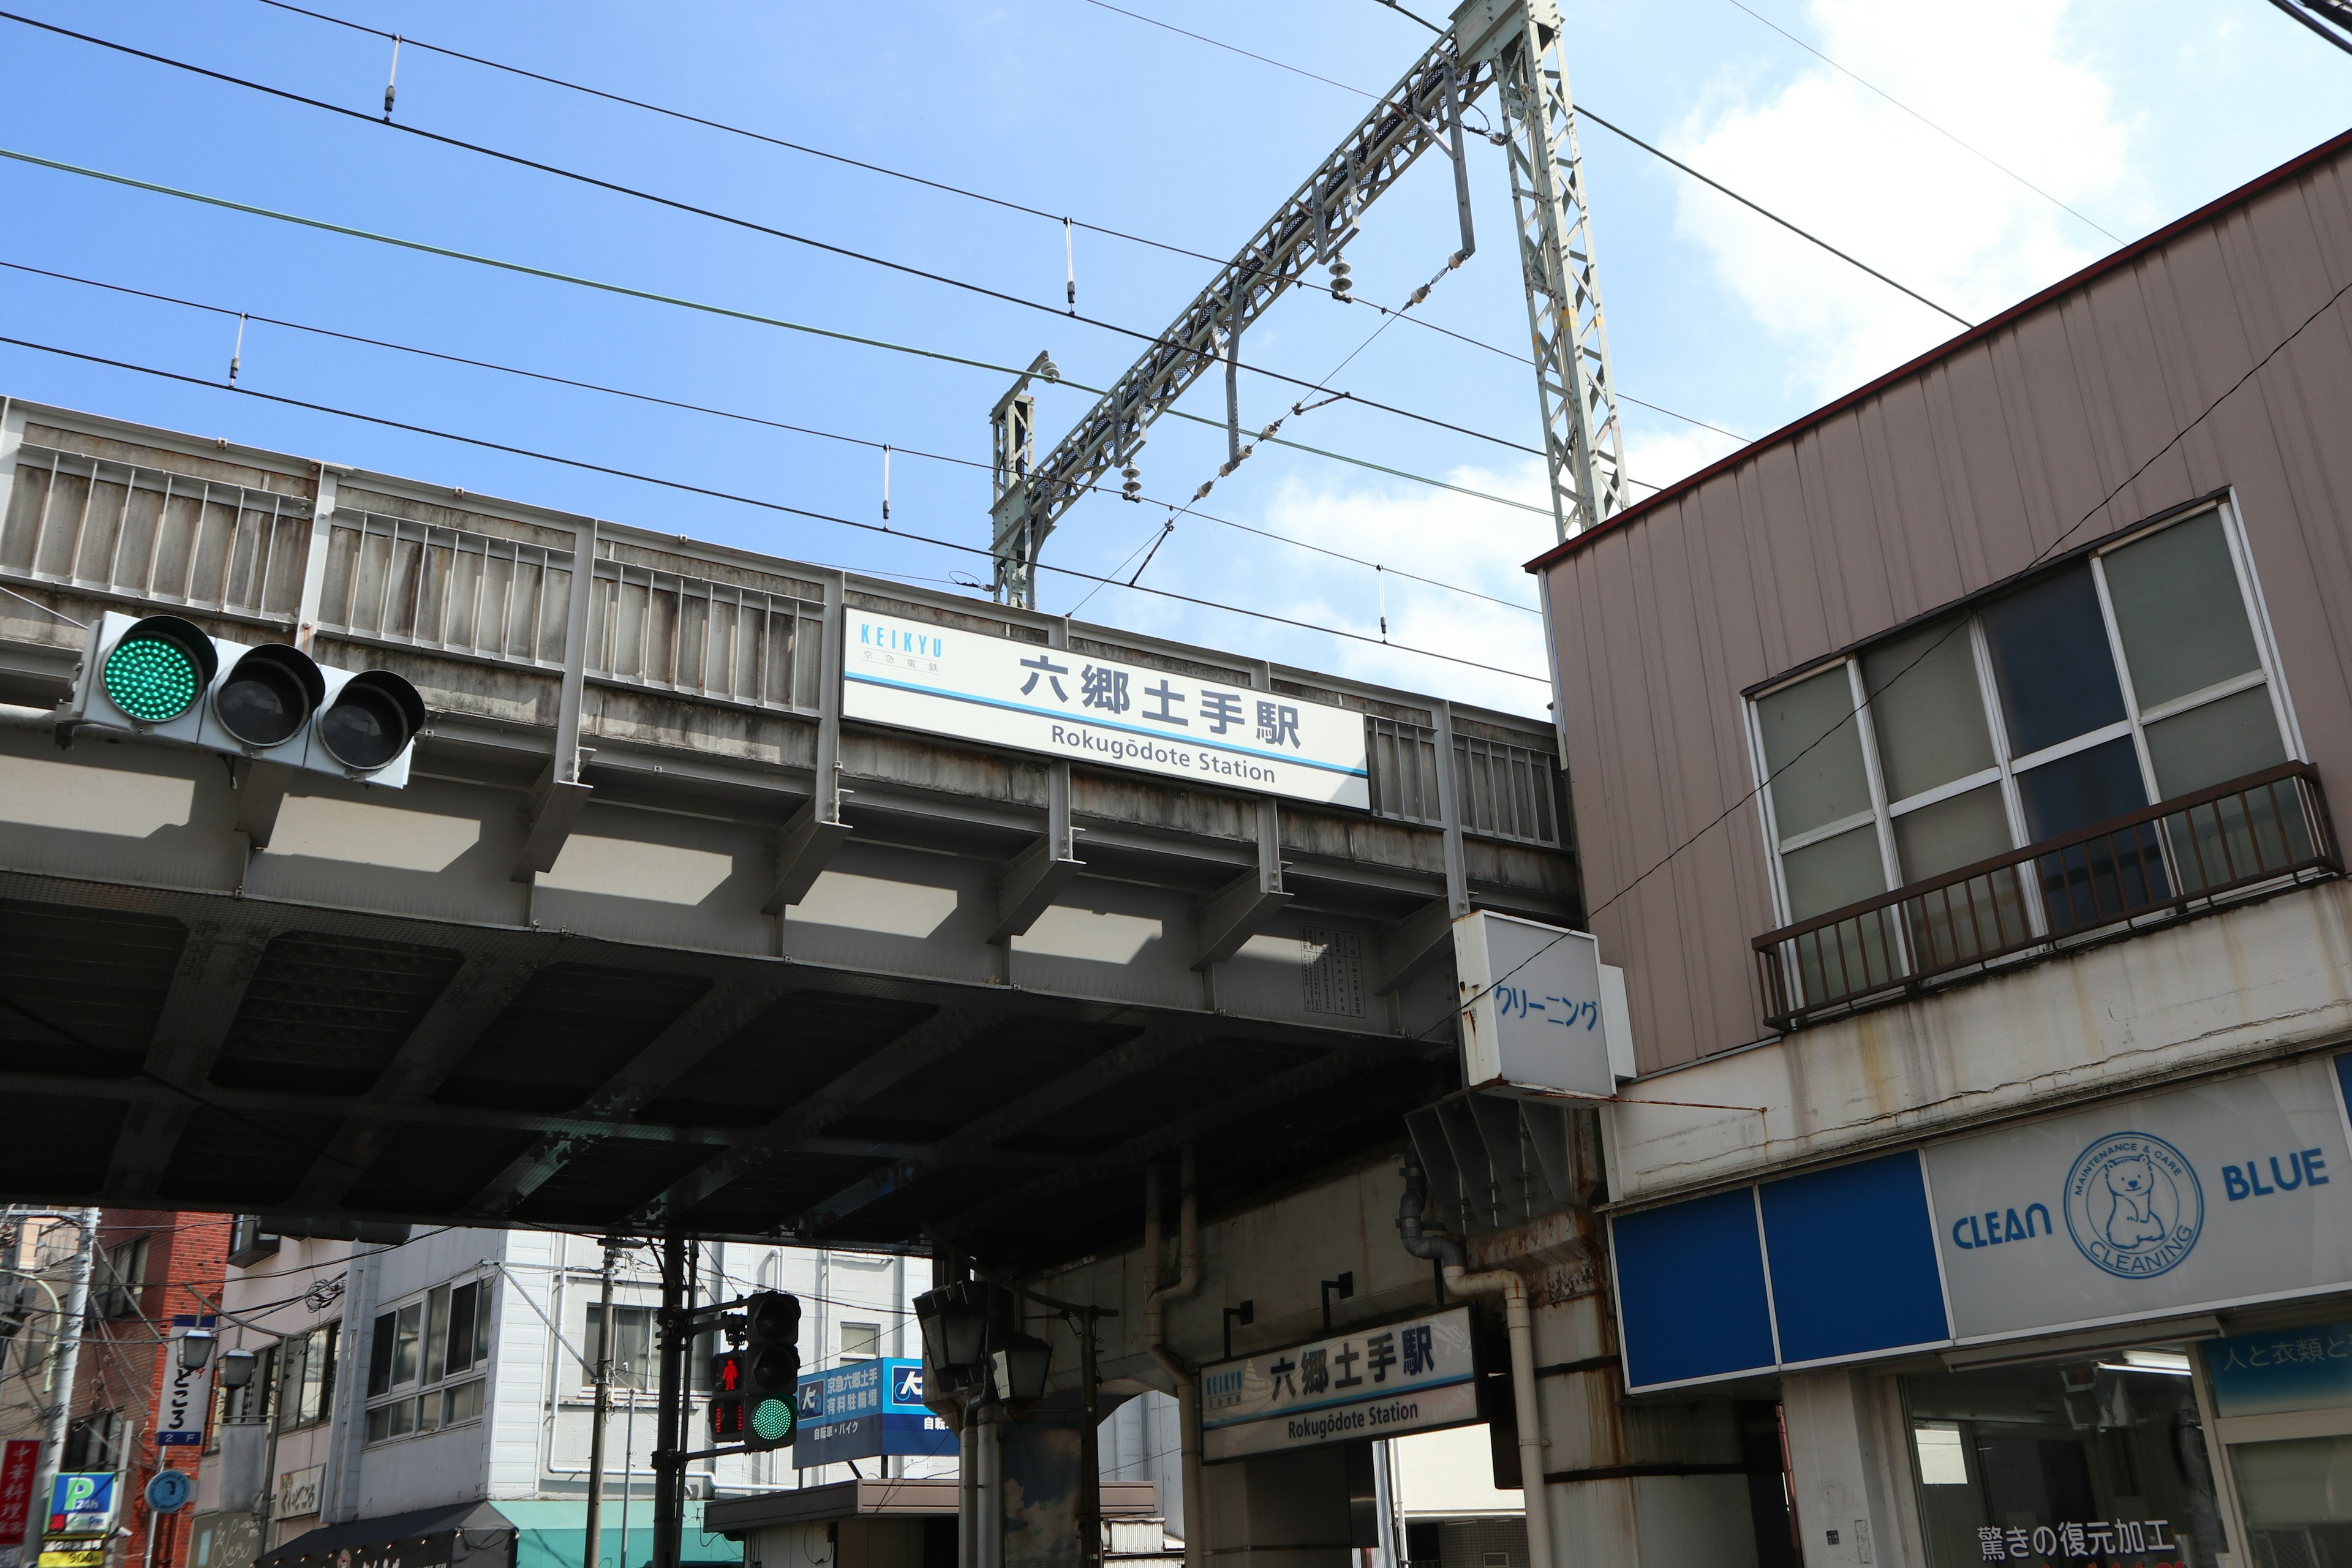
top-left (215, 1348), bottom-right (257, 1390)
top-left (987, 1332), bottom-right (1052, 1407)
top-left (178, 1328), bottom-right (217, 1373)
top-left (915, 1284), bottom-right (992, 1392)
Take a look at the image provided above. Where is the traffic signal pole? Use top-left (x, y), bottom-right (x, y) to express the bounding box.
top-left (651, 1234), bottom-right (686, 1568)
top-left (582, 1240), bottom-right (618, 1568)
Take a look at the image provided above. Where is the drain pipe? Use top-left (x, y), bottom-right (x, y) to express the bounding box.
top-left (1144, 1147), bottom-right (1204, 1568)
top-left (1398, 1161), bottom-right (1552, 1568)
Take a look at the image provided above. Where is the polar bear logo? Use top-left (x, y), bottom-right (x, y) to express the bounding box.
top-left (2103, 1153), bottom-right (2169, 1251)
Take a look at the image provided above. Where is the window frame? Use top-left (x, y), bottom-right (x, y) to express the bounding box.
top-left (362, 1271), bottom-right (492, 1446)
top-left (1745, 498), bottom-right (2301, 932)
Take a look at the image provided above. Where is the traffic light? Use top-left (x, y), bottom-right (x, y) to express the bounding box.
top-left (707, 1349), bottom-right (747, 1442)
top-left (69, 612), bottom-right (426, 786)
top-left (737, 1291), bottom-right (801, 1450)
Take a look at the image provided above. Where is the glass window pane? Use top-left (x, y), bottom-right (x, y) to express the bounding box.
top-left (475, 1279), bottom-right (494, 1370)
top-left (1781, 822), bottom-right (1887, 922)
top-left (1863, 619), bottom-right (1995, 802)
top-left (364, 1404), bottom-right (391, 1444)
top-left (2102, 511), bottom-right (2263, 710)
top-left (1755, 666), bottom-right (1872, 840)
top-left (386, 1397), bottom-right (414, 1438)
top-left (445, 1283), bottom-right (477, 1377)
top-left (1892, 784), bottom-right (2015, 884)
top-left (842, 1323), bottom-right (880, 1362)
top-left (2144, 684), bottom-right (2286, 800)
top-left (423, 1286), bottom-right (450, 1387)
top-left (1982, 563), bottom-right (2127, 757)
top-left (368, 1313), bottom-right (394, 1396)
top-left (391, 1303), bottom-right (420, 1387)
top-left (2016, 736), bottom-right (2149, 840)
top-left (2230, 1434), bottom-right (2352, 1540)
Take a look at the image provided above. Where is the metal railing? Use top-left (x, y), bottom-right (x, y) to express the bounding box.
top-left (1755, 762), bottom-right (2342, 1031)
top-left (0, 443), bottom-right (307, 624)
top-left (586, 560), bottom-right (825, 713)
top-left (312, 508), bottom-right (574, 668)
top-left (1366, 717), bottom-right (1565, 847)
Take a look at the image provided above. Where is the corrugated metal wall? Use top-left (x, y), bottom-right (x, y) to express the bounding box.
top-left (1539, 132), bottom-right (2352, 1072)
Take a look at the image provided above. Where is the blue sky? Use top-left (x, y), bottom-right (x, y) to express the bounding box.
top-left (1, 0), bottom-right (2343, 718)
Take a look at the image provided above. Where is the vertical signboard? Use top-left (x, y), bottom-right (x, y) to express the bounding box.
top-left (0, 1441), bottom-right (37, 1548)
top-left (158, 1317), bottom-right (215, 1449)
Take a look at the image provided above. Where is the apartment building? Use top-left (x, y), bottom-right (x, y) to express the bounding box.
top-left (1531, 128), bottom-right (2352, 1566)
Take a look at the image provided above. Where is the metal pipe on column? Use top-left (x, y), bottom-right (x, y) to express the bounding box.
top-left (1145, 1149), bottom-right (1204, 1568)
top-left (974, 1412), bottom-right (1003, 1568)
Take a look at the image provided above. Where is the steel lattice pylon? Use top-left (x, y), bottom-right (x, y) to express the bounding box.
top-left (1483, 0), bottom-right (1626, 541)
top-left (989, 0), bottom-right (1624, 605)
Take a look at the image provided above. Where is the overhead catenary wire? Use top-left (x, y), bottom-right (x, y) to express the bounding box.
top-left (1714, 0), bottom-right (2122, 243)
top-left (0, 144), bottom-right (1552, 519)
top-left (0, 257), bottom-right (1542, 619)
top-left (0, 12), bottom-right (1548, 466)
top-left (247, 0), bottom-right (1763, 442)
top-left (1099, 0), bottom-right (1972, 328)
top-left (0, 331), bottom-right (1553, 688)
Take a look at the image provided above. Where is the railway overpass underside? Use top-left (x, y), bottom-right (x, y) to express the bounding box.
top-left (0, 392), bottom-right (1572, 1270)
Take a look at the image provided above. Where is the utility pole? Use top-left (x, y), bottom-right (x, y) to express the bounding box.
top-left (649, 1235), bottom-right (685, 1568)
top-left (25, 1210), bottom-right (97, 1557)
top-left (582, 1241), bottom-right (619, 1568)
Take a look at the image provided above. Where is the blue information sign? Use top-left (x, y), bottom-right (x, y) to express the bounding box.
top-left (791, 1358), bottom-right (956, 1466)
top-left (143, 1471), bottom-right (192, 1515)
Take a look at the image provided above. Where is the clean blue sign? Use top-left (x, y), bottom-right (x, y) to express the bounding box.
top-left (791, 1357), bottom-right (956, 1466)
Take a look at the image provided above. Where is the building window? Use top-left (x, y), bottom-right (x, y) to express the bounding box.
top-left (1751, 505), bottom-right (2297, 945)
top-left (276, 1324), bottom-right (339, 1431)
top-left (840, 1322), bottom-right (880, 1362)
top-left (364, 1274), bottom-right (491, 1444)
top-left (62, 1410), bottom-right (121, 1471)
top-left (1902, 1351), bottom-right (2224, 1566)
top-left (94, 1236), bottom-right (148, 1320)
top-left (584, 1305), bottom-right (656, 1392)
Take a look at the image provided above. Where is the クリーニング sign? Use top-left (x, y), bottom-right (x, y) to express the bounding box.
top-left (842, 611), bottom-right (1370, 809)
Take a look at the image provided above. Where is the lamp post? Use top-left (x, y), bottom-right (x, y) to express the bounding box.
top-left (214, 1341), bottom-right (286, 1560)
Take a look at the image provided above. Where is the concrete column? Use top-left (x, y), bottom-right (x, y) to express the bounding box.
top-left (1529, 1292), bottom-right (1762, 1568)
top-left (1780, 1368), bottom-right (1911, 1568)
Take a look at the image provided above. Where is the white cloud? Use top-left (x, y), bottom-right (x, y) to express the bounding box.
top-left (1671, 0), bottom-right (2143, 398)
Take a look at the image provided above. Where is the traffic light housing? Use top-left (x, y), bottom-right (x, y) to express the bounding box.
top-left (737, 1291), bottom-right (802, 1450)
top-left (69, 612), bottom-right (426, 786)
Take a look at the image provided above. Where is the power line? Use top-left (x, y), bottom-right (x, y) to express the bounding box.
top-left (0, 12), bottom-right (1545, 466)
top-left (0, 331), bottom-right (1552, 687)
top-left (0, 143), bottom-right (1551, 520)
top-left (1714, 0), bottom-right (2124, 244)
top-left (2264, 0), bottom-right (2352, 58)
top-left (1096, 0), bottom-right (1971, 328)
top-left (0, 258), bottom-right (1544, 619)
top-left (254, 0), bottom-right (1741, 445)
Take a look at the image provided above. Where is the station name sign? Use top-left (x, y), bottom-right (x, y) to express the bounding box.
top-left (1199, 1305), bottom-right (1477, 1461)
top-left (841, 611), bottom-right (1371, 809)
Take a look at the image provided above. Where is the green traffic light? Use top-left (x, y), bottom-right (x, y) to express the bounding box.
top-left (104, 635), bottom-right (202, 722)
top-left (750, 1396), bottom-right (794, 1443)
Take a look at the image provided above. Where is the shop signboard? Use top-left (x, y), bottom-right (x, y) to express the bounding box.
top-left (1199, 1306), bottom-right (1477, 1462)
top-left (1926, 1056), bottom-right (2352, 1340)
top-left (1453, 912), bottom-right (1632, 1097)
top-left (2205, 1317), bottom-right (2352, 1416)
top-left (159, 1316), bottom-right (217, 1448)
top-left (44, 1476), bottom-right (116, 1538)
top-left (790, 1359), bottom-right (955, 1467)
top-left (842, 610), bottom-right (1371, 809)
top-left (0, 1442), bottom-right (37, 1547)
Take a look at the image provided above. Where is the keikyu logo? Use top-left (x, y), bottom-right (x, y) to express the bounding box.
top-left (2063, 1131), bottom-right (2203, 1279)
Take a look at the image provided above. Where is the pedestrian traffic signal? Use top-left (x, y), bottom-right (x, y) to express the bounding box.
top-left (737, 1291), bottom-right (802, 1451)
top-left (70, 612), bottom-right (426, 786)
top-left (707, 1349), bottom-right (747, 1442)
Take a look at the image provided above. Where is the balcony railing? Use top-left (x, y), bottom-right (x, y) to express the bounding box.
top-left (1754, 762), bottom-right (2342, 1031)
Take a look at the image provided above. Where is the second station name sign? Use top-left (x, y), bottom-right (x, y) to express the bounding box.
top-left (842, 611), bottom-right (1371, 809)
top-left (1199, 1305), bottom-right (1479, 1461)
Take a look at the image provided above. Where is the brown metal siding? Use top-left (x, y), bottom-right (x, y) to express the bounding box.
top-left (1543, 140), bottom-right (2352, 1072)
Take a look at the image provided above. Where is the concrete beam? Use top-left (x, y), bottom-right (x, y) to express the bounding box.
top-left (103, 922), bottom-right (274, 1199)
top-left (633, 997), bottom-right (1025, 1230)
top-left (786, 1014), bottom-right (1223, 1235)
top-left (1194, 799), bottom-right (1291, 970)
top-left (763, 797), bottom-right (851, 914)
top-left (1374, 896), bottom-right (1457, 995)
